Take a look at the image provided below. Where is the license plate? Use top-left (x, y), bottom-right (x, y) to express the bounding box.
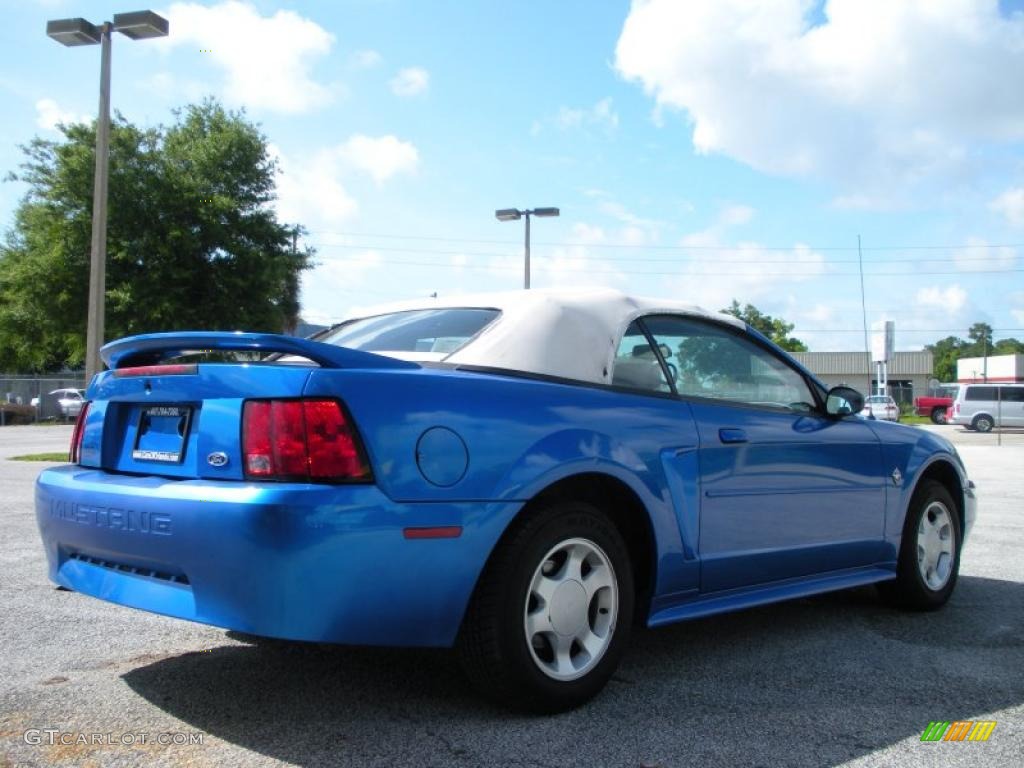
top-left (132, 405), bottom-right (192, 463)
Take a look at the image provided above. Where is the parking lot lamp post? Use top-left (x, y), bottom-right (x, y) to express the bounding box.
top-left (46, 12), bottom-right (169, 384)
top-left (495, 207), bottom-right (560, 289)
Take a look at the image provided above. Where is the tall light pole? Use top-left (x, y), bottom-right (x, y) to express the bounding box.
top-left (46, 11), bottom-right (169, 384)
top-left (495, 207), bottom-right (559, 289)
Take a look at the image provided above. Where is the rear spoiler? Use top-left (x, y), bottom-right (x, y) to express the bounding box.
top-left (100, 332), bottom-right (420, 371)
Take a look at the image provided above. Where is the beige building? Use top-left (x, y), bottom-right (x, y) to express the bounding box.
top-left (791, 351), bottom-right (935, 406)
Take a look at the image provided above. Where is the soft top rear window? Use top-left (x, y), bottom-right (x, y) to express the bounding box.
top-left (319, 308), bottom-right (500, 358)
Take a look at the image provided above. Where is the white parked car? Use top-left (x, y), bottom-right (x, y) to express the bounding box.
top-left (951, 384), bottom-right (1024, 432)
top-left (31, 388), bottom-right (85, 419)
top-left (861, 395), bottom-right (899, 421)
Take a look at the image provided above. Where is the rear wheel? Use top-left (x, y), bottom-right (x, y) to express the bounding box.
top-left (457, 501), bottom-right (634, 713)
top-left (879, 480), bottom-right (961, 611)
top-left (930, 408), bottom-right (946, 425)
top-left (972, 414), bottom-right (994, 433)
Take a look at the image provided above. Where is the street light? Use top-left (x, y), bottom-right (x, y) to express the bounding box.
top-left (46, 10), bottom-right (169, 384)
top-left (495, 207), bottom-right (559, 289)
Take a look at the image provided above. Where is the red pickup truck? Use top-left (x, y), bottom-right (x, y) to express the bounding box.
top-left (914, 384), bottom-right (959, 424)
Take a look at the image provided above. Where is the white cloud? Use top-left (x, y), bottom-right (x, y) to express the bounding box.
top-left (615, 0), bottom-right (1024, 193)
top-left (35, 98), bottom-right (89, 131)
top-left (485, 222), bottom-right (629, 290)
top-left (350, 49), bottom-right (382, 69)
top-left (339, 135), bottom-right (419, 184)
top-left (718, 204), bottom-right (755, 227)
top-left (450, 253), bottom-right (469, 272)
top-left (915, 284), bottom-right (968, 313)
top-left (269, 143), bottom-right (358, 226)
top-left (300, 251), bottom-right (386, 323)
top-left (799, 303), bottom-right (838, 326)
top-left (598, 201), bottom-right (663, 232)
top-left (990, 187), bottom-right (1024, 227)
top-left (268, 134), bottom-right (418, 224)
top-left (679, 203), bottom-right (756, 247)
top-left (953, 237), bottom-right (1018, 272)
top-left (669, 241), bottom-right (828, 311)
top-left (390, 67), bottom-right (430, 97)
top-left (319, 251), bottom-right (383, 282)
top-left (554, 98), bottom-right (619, 133)
top-left (141, 71), bottom-right (208, 102)
top-left (662, 203), bottom-right (825, 309)
top-left (160, 2), bottom-right (334, 113)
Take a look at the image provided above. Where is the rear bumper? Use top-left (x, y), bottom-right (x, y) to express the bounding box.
top-left (35, 466), bottom-right (520, 647)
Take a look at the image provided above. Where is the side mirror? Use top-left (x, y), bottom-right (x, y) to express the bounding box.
top-left (826, 386), bottom-right (864, 417)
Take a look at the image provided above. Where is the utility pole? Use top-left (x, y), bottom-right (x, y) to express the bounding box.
top-left (85, 22), bottom-right (112, 386)
top-left (982, 332), bottom-right (988, 382)
top-left (285, 227), bottom-right (299, 335)
top-left (495, 207), bottom-right (560, 289)
top-left (46, 11), bottom-right (169, 383)
top-left (858, 234), bottom-right (870, 394)
top-left (524, 212), bottom-right (531, 289)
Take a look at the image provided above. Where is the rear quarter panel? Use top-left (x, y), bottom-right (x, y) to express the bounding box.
top-left (303, 367), bottom-right (701, 597)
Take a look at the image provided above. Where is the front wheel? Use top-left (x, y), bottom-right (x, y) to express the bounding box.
top-left (457, 501), bottom-right (634, 713)
top-left (879, 480), bottom-right (961, 611)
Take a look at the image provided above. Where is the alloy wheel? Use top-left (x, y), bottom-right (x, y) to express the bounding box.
top-left (523, 537), bottom-right (618, 681)
top-left (917, 501), bottom-right (955, 591)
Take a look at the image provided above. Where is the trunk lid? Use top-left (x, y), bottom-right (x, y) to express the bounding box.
top-left (77, 332), bottom-right (417, 480)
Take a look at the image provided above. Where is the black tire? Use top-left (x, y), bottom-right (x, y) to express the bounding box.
top-left (879, 480), bottom-right (961, 611)
top-left (972, 414), bottom-right (994, 433)
top-left (930, 408), bottom-right (946, 425)
top-left (457, 501), bottom-right (634, 713)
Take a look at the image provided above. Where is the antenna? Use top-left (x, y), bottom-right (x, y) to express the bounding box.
top-left (858, 234), bottom-right (870, 394)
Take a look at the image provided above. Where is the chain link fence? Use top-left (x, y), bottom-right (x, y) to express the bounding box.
top-left (1, 376), bottom-right (87, 425)
top-left (889, 381), bottom-right (914, 409)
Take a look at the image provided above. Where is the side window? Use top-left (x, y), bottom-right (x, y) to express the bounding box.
top-left (1000, 387), bottom-right (1024, 403)
top-left (611, 321), bottom-right (671, 393)
top-left (965, 386), bottom-right (997, 401)
top-left (640, 315), bottom-right (816, 411)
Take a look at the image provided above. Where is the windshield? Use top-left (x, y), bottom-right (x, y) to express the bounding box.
top-left (319, 308), bottom-right (500, 359)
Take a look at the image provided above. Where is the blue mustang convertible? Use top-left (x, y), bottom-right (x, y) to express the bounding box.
top-left (36, 289), bottom-right (976, 712)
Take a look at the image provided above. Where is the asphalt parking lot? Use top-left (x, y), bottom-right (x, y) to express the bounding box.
top-left (1, 423), bottom-right (1021, 767)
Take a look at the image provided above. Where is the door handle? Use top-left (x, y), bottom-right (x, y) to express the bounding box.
top-left (719, 428), bottom-right (748, 444)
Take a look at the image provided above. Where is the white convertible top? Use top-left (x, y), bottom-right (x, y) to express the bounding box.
top-left (340, 288), bottom-right (744, 385)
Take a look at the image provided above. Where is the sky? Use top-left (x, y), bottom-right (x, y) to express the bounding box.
top-left (2, 0), bottom-right (1024, 351)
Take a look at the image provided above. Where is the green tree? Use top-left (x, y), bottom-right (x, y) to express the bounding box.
top-left (0, 100), bottom-right (312, 372)
top-left (925, 326), bottom-right (1024, 382)
top-left (722, 300), bottom-right (808, 352)
top-left (993, 337), bottom-right (1024, 355)
top-left (925, 336), bottom-right (964, 382)
top-left (961, 322), bottom-right (994, 359)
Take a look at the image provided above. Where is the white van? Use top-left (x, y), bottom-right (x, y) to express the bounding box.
top-left (951, 383), bottom-right (1024, 432)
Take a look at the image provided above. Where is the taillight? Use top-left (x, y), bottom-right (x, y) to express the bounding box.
top-left (242, 398), bottom-right (371, 482)
top-left (114, 363), bottom-right (198, 378)
top-left (69, 402), bottom-right (91, 463)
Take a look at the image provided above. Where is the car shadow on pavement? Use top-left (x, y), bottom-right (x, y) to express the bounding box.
top-left (122, 574), bottom-right (1023, 767)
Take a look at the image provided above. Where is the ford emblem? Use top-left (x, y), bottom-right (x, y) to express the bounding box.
top-left (207, 451), bottom-right (229, 468)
